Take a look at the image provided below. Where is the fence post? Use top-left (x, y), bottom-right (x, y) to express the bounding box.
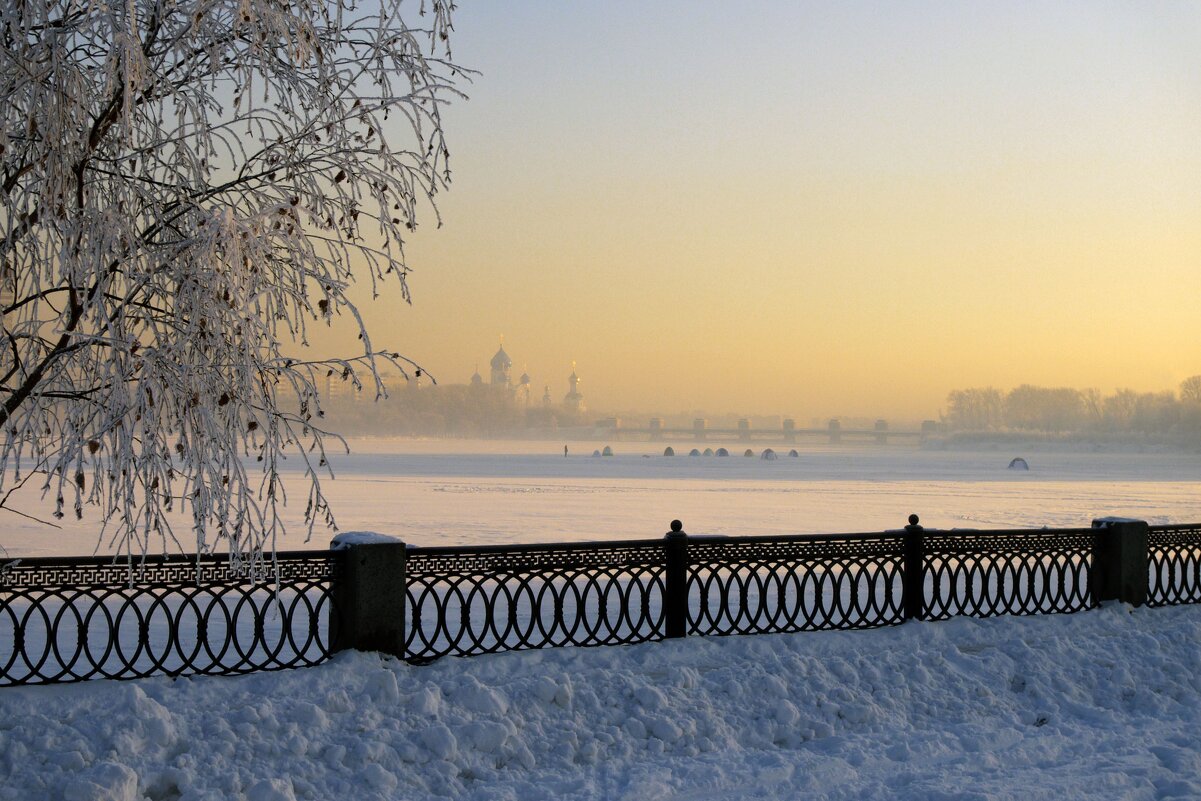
top-left (330, 533), bottom-right (407, 658)
top-left (1090, 518), bottom-right (1149, 607)
top-left (664, 520), bottom-right (688, 638)
top-left (902, 514), bottom-right (925, 621)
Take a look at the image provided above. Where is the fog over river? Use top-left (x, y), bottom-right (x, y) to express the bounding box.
top-left (5, 440), bottom-right (1201, 557)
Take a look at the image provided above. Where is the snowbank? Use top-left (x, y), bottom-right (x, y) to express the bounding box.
top-left (4, 604), bottom-right (1201, 800)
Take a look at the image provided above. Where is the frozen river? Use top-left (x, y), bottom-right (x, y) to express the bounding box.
top-left (5, 439), bottom-right (1201, 557)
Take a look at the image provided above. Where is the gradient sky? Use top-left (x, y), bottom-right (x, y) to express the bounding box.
top-left (330, 1), bottom-right (1201, 420)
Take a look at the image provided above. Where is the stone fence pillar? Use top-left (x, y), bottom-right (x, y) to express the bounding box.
top-left (1091, 518), bottom-right (1149, 607)
top-left (330, 532), bottom-right (407, 658)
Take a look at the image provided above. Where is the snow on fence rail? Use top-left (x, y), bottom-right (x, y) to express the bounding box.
top-left (0, 517), bottom-right (1196, 686)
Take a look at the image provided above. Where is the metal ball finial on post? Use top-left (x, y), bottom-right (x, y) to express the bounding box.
top-left (664, 519), bottom-right (688, 638)
top-left (902, 513), bottom-right (925, 621)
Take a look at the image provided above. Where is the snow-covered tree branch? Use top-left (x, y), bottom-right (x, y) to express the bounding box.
top-left (0, 0), bottom-right (464, 557)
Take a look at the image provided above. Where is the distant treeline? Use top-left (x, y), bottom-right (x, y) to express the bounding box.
top-left (944, 377), bottom-right (1201, 442)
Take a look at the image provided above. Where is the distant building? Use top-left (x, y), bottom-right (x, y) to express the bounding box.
top-left (517, 368), bottom-right (532, 406)
top-left (323, 369), bottom-right (362, 405)
top-left (490, 341), bottom-right (512, 387)
top-left (564, 362), bottom-right (585, 414)
top-left (468, 341), bottom-right (590, 417)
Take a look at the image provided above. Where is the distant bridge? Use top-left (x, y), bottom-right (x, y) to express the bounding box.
top-left (592, 418), bottom-right (939, 445)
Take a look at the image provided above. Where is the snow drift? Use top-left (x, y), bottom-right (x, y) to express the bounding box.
top-left (3, 603), bottom-right (1201, 800)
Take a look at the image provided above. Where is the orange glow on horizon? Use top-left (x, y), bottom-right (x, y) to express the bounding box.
top-left (308, 3), bottom-right (1201, 421)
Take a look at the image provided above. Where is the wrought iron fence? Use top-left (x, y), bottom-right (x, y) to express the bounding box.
top-left (404, 540), bottom-right (667, 661)
top-left (0, 517), bottom-right (1180, 686)
top-left (0, 551), bottom-right (335, 685)
top-left (922, 528), bottom-right (1095, 620)
top-left (685, 533), bottom-right (906, 636)
top-left (397, 521), bottom-right (1114, 660)
top-left (1147, 524), bottom-right (1201, 606)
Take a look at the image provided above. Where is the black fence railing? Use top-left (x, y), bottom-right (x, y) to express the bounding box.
top-left (405, 539), bottom-right (668, 661)
top-left (0, 551), bottom-right (336, 685)
top-left (2, 517), bottom-right (1198, 686)
top-left (922, 528), bottom-right (1095, 620)
top-left (684, 532), bottom-right (906, 636)
top-left (1147, 524), bottom-right (1201, 607)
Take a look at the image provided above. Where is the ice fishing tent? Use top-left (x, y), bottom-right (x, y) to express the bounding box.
top-left (1008, 457), bottom-right (1029, 470)
top-left (761, 448), bottom-right (777, 460)
top-left (716, 448), bottom-right (729, 457)
top-left (664, 447), bottom-right (675, 456)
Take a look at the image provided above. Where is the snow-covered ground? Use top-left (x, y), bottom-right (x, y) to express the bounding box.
top-left (5, 440), bottom-right (1201, 556)
top-left (3, 602), bottom-right (1201, 800)
top-left (5, 440), bottom-right (1201, 799)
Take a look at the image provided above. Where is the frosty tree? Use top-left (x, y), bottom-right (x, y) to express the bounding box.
top-left (0, 0), bottom-right (463, 556)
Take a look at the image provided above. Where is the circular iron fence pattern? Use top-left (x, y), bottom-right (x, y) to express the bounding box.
top-left (922, 530), bottom-right (1095, 619)
top-left (404, 541), bottom-right (667, 660)
top-left (1147, 525), bottom-right (1201, 606)
top-left (685, 534), bottom-right (906, 634)
top-left (0, 553), bottom-right (336, 685)
top-left (5, 523), bottom-right (1194, 686)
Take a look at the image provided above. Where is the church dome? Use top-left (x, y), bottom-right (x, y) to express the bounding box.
top-left (490, 346), bottom-right (512, 370)
top-left (519, 372), bottom-right (531, 385)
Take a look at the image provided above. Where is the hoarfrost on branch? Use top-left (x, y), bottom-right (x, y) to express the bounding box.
top-left (0, 0), bottom-right (464, 557)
